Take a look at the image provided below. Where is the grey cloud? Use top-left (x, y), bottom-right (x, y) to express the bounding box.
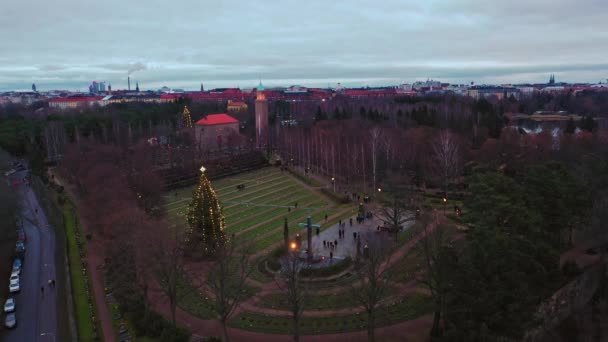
top-left (1, 0), bottom-right (607, 91)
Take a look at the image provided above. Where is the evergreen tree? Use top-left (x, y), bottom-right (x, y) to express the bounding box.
top-left (179, 105), bottom-right (193, 129)
top-left (186, 169), bottom-right (226, 258)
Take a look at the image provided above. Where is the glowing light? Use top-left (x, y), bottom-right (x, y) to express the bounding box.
top-left (290, 242), bottom-right (297, 250)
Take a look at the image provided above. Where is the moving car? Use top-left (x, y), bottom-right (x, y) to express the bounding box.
top-left (3, 298), bottom-right (15, 313)
top-left (4, 312), bottom-right (16, 329)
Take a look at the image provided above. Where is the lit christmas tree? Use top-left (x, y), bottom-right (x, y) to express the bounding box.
top-left (186, 166), bottom-right (226, 258)
top-left (179, 105), bottom-right (193, 129)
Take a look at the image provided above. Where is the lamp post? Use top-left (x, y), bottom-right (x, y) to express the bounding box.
top-left (331, 177), bottom-right (335, 193)
top-left (442, 197), bottom-right (447, 215)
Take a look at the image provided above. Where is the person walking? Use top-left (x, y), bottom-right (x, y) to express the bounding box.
top-left (349, 217), bottom-right (353, 226)
top-left (323, 240), bottom-right (326, 247)
top-left (353, 232), bottom-right (357, 240)
top-left (334, 239), bottom-right (338, 247)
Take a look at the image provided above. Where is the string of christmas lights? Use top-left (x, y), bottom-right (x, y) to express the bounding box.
top-left (186, 168), bottom-right (226, 258)
top-left (180, 105), bottom-right (193, 129)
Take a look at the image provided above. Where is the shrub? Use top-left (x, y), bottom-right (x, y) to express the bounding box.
top-left (562, 260), bottom-right (581, 277)
top-left (300, 257), bottom-right (352, 277)
top-left (267, 258), bottom-right (281, 272)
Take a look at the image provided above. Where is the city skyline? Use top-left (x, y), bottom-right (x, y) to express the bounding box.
top-left (1, 0), bottom-right (607, 91)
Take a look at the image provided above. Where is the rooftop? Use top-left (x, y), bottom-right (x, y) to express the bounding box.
top-left (195, 113), bottom-right (239, 126)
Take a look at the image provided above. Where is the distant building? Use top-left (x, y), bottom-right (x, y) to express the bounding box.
top-left (227, 99), bottom-right (248, 112)
top-left (32, 83), bottom-right (37, 92)
top-left (255, 82), bottom-right (269, 148)
top-left (49, 96), bottom-right (106, 110)
top-left (413, 79), bottom-right (442, 90)
top-left (195, 113), bottom-right (240, 151)
top-left (467, 87), bottom-right (520, 100)
top-left (99, 82), bottom-right (106, 92)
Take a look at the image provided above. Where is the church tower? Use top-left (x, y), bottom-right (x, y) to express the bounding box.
top-left (255, 82), bottom-right (269, 149)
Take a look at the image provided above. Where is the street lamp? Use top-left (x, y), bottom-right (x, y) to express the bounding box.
top-left (331, 177), bottom-right (335, 192)
top-left (377, 187), bottom-right (382, 192)
top-left (290, 242), bottom-right (297, 250)
top-left (442, 197), bottom-right (447, 214)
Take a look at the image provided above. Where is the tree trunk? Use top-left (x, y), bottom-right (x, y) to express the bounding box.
top-left (170, 297), bottom-right (177, 326)
top-left (142, 283), bottom-right (149, 314)
top-left (368, 310), bottom-right (375, 342)
top-left (222, 318), bottom-right (231, 342)
top-left (293, 317), bottom-right (300, 342)
top-left (431, 309), bottom-right (442, 338)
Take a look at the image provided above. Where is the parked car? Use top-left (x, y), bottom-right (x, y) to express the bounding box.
top-left (15, 241), bottom-right (25, 253)
top-left (9, 273), bottom-right (18, 283)
top-left (9, 279), bottom-right (20, 293)
top-left (12, 259), bottom-right (22, 274)
top-left (3, 298), bottom-right (15, 313)
top-left (4, 312), bottom-right (16, 328)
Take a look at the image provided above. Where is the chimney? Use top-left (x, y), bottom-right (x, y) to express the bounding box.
top-left (128, 76), bottom-right (131, 91)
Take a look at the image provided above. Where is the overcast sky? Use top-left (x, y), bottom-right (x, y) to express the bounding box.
top-left (1, 0), bottom-right (607, 91)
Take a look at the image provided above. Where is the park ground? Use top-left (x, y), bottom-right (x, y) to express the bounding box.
top-left (151, 166), bottom-right (463, 340)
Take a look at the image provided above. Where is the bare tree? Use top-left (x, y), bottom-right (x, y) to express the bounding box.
top-left (208, 239), bottom-right (253, 342)
top-left (369, 127), bottom-right (381, 192)
top-left (418, 218), bottom-right (453, 339)
top-left (43, 121), bottom-right (67, 162)
top-left (375, 180), bottom-right (419, 242)
top-left (0, 151), bottom-right (20, 240)
top-left (276, 251), bottom-right (308, 341)
top-left (152, 229), bottom-right (189, 326)
top-left (350, 240), bottom-right (394, 342)
top-left (433, 130), bottom-right (461, 198)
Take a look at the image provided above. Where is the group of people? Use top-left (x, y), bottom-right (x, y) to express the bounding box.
top-left (41, 279), bottom-right (56, 295)
top-left (323, 239), bottom-right (339, 250)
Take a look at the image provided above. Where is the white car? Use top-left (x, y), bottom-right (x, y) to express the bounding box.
top-left (4, 298), bottom-right (15, 313)
top-left (9, 279), bottom-right (20, 293)
top-left (4, 312), bottom-right (16, 329)
top-left (4, 169), bottom-right (16, 176)
top-left (9, 274), bottom-right (19, 283)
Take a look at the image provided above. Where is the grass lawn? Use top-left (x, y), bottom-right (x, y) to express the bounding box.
top-left (229, 294), bottom-right (433, 334)
top-left (174, 272), bottom-right (218, 320)
top-left (63, 202), bottom-right (98, 341)
top-left (165, 167), bottom-right (355, 253)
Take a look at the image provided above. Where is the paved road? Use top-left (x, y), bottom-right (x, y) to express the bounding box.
top-left (3, 170), bottom-right (58, 342)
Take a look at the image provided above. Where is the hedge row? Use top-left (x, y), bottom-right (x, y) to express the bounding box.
top-left (300, 257), bottom-right (352, 278)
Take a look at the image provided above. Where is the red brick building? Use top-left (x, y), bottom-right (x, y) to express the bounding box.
top-left (195, 113), bottom-right (240, 151)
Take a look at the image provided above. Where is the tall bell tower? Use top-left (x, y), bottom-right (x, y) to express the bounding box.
top-left (255, 81), bottom-right (269, 149)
